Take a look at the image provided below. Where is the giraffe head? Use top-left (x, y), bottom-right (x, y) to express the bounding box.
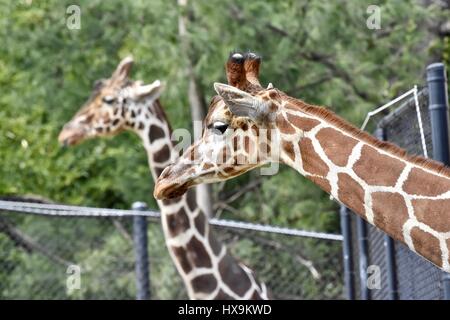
top-left (155, 52), bottom-right (285, 199)
top-left (58, 56), bottom-right (164, 146)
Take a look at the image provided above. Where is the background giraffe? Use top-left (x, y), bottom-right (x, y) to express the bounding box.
top-left (155, 52), bottom-right (450, 274)
top-left (58, 56), bottom-right (269, 299)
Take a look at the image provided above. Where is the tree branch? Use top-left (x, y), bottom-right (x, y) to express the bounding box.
top-left (111, 218), bottom-right (133, 243)
top-left (0, 216), bottom-right (73, 267)
top-left (290, 74), bottom-right (334, 93)
top-left (227, 228), bottom-right (321, 279)
top-left (228, 2), bottom-right (375, 101)
top-left (214, 178), bottom-right (263, 218)
top-left (0, 195), bottom-right (73, 267)
top-left (297, 50), bottom-right (374, 102)
top-left (178, 0), bottom-right (213, 217)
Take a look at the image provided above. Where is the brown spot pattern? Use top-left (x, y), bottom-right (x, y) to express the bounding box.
top-left (244, 136), bottom-right (250, 154)
top-left (153, 145), bottom-right (170, 163)
top-left (412, 198), bottom-right (450, 232)
top-left (186, 189), bottom-right (197, 212)
top-left (194, 213), bottom-right (206, 236)
top-left (251, 291), bottom-right (264, 300)
top-left (202, 163), bottom-right (214, 170)
top-left (224, 167), bottom-right (235, 174)
top-left (403, 167), bottom-right (450, 196)
top-left (353, 145), bottom-right (405, 186)
top-left (299, 138), bottom-right (329, 176)
top-left (165, 209), bottom-right (190, 237)
top-left (208, 231), bottom-right (222, 255)
top-left (276, 114), bottom-right (296, 134)
top-left (215, 289), bottom-right (234, 300)
top-left (171, 246), bottom-right (192, 274)
top-left (218, 254), bottom-right (252, 296)
top-left (337, 173), bottom-right (365, 216)
top-left (316, 128), bottom-right (358, 167)
top-left (186, 237), bottom-right (212, 268)
top-left (282, 141), bottom-right (295, 162)
top-left (232, 136), bottom-right (239, 152)
top-left (154, 166), bottom-right (164, 178)
top-left (149, 125), bottom-right (165, 142)
top-left (410, 227), bottom-right (442, 268)
top-left (309, 176), bottom-right (331, 194)
top-left (191, 274), bottom-right (217, 293)
top-left (287, 114), bottom-right (320, 132)
top-left (372, 192), bottom-right (409, 241)
top-left (188, 146), bottom-right (199, 161)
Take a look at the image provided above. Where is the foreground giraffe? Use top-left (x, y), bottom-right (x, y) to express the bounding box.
top-left (58, 56), bottom-right (269, 299)
top-left (155, 52), bottom-right (450, 273)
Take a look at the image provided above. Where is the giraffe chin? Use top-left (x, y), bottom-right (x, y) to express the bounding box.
top-left (58, 128), bottom-right (86, 147)
top-left (154, 180), bottom-right (191, 200)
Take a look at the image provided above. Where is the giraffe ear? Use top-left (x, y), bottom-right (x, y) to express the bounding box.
top-left (213, 82), bottom-right (274, 122)
top-left (112, 56), bottom-right (134, 82)
top-left (134, 80), bottom-right (164, 100)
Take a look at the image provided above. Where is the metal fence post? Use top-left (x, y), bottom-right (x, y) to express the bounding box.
top-left (132, 201), bottom-right (150, 300)
top-left (427, 62), bottom-right (450, 164)
top-left (374, 127), bottom-right (398, 300)
top-left (340, 205), bottom-right (355, 300)
top-left (426, 62), bottom-right (450, 300)
top-left (356, 215), bottom-right (369, 300)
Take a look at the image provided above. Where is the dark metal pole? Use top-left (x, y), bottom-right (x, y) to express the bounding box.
top-left (356, 215), bottom-right (369, 300)
top-left (426, 62), bottom-right (450, 300)
top-left (132, 201), bottom-right (150, 300)
top-left (374, 127), bottom-right (398, 300)
top-left (427, 63), bottom-right (450, 164)
top-left (384, 234), bottom-right (397, 299)
top-left (340, 205), bottom-right (355, 300)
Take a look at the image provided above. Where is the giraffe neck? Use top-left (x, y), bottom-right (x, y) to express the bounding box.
top-left (125, 98), bottom-right (268, 299)
top-left (277, 98), bottom-right (450, 272)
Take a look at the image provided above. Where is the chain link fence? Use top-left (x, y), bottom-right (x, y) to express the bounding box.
top-left (347, 84), bottom-right (448, 300)
top-left (0, 198), bottom-right (344, 300)
top-left (376, 87), bottom-right (445, 299)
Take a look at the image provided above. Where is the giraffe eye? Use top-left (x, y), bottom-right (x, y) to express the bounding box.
top-left (211, 121), bottom-right (228, 135)
top-left (102, 95), bottom-right (116, 104)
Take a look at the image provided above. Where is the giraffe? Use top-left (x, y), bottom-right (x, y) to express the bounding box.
top-left (58, 56), bottom-right (269, 300)
top-left (155, 51), bottom-right (450, 273)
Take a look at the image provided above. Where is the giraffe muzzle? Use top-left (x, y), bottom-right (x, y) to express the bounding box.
top-left (58, 122), bottom-right (89, 146)
top-left (154, 165), bottom-right (196, 199)
top-left (154, 179), bottom-right (191, 200)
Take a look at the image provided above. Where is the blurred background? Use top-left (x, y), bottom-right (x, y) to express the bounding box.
top-left (0, 0), bottom-right (448, 299)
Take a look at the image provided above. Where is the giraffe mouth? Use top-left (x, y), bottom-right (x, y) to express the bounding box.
top-left (58, 126), bottom-right (86, 146)
top-left (154, 162), bottom-right (258, 200)
top-left (154, 180), bottom-right (191, 200)
top-left (154, 162), bottom-right (199, 199)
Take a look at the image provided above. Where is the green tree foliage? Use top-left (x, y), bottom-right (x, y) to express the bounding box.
top-left (0, 0), bottom-right (447, 298)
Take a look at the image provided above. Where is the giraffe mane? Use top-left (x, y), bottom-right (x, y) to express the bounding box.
top-left (153, 99), bottom-right (172, 130)
top-left (282, 93), bottom-right (450, 179)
